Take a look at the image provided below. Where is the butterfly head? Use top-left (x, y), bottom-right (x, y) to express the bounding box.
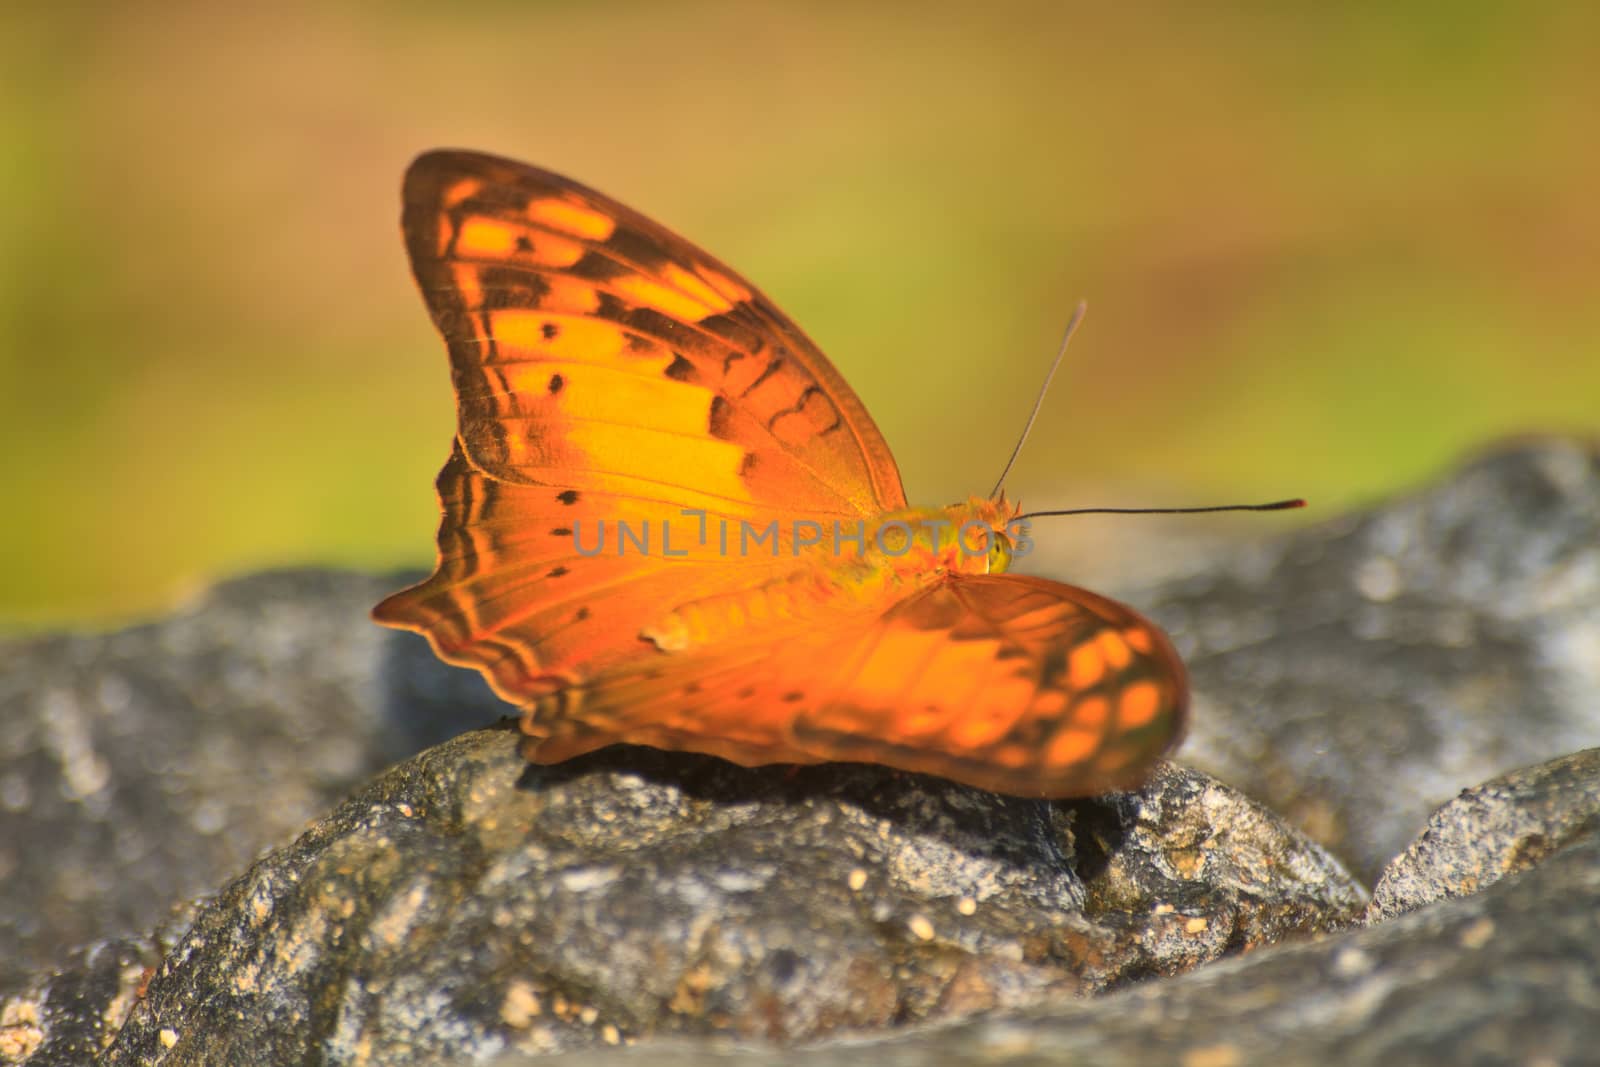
top-left (863, 495), bottom-right (1024, 580)
top-left (953, 493), bottom-right (1025, 576)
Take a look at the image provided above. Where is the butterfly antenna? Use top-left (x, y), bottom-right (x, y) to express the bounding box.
top-left (1017, 499), bottom-right (1307, 521)
top-left (990, 300), bottom-right (1088, 500)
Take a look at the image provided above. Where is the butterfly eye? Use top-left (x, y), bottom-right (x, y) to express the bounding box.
top-left (988, 531), bottom-right (1013, 574)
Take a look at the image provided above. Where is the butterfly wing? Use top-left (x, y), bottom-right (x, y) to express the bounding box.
top-left (399, 149), bottom-right (904, 513)
top-left (376, 151), bottom-right (907, 700)
top-left (375, 439), bottom-right (820, 701)
top-left (522, 574), bottom-right (1188, 797)
top-left (378, 150), bottom-right (1187, 797)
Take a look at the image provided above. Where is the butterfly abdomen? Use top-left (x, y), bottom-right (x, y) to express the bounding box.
top-left (632, 498), bottom-right (1018, 658)
top-left (639, 564), bottom-right (874, 653)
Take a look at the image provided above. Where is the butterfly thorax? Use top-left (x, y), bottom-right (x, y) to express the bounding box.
top-left (641, 496), bottom-right (1020, 654)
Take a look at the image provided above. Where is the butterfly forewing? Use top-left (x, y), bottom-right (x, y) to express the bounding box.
top-left (380, 150), bottom-right (911, 697)
top-left (402, 150), bottom-right (906, 518)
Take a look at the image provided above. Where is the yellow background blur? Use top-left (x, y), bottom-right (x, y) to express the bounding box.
top-left (2, 4), bottom-right (1596, 625)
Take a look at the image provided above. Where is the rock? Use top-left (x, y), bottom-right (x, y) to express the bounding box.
top-left (0, 938), bottom-right (159, 1067)
top-left (0, 569), bottom-right (506, 988)
top-left (1369, 747), bottom-right (1600, 921)
top-left (1136, 437), bottom-right (1600, 880)
top-left (506, 830), bottom-right (1600, 1067)
top-left (99, 730), bottom-right (1360, 1065)
top-left (6, 436), bottom-right (1597, 1065)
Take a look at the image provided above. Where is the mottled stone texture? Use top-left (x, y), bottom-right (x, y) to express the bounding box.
top-left (1369, 746), bottom-right (1600, 920)
top-left (521, 830), bottom-right (1600, 1067)
top-left (0, 570), bottom-right (506, 989)
top-left (100, 734), bottom-right (1359, 1064)
top-left (1141, 437), bottom-right (1600, 880)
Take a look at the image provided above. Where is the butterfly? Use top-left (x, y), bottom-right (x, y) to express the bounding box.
top-left (373, 149), bottom-right (1188, 796)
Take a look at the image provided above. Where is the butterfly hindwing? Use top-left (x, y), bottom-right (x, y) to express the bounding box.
top-left (520, 574), bottom-right (1187, 796)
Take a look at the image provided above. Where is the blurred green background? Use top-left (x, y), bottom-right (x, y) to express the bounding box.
top-left (2, 4), bottom-right (1596, 626)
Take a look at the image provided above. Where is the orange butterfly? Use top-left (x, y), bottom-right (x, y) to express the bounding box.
top-left (374, 150), bottom-right (1187, 796)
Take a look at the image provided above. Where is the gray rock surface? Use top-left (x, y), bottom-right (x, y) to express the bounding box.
top-left (0, 570), bottom-right (507, 990)
top-left (1369, 746), bottom-right (1600, 920)
top-left (518, 830), bottom-right (1600, 1067)
top-left (0, 938), bottom-right (158, 1066)
top-left (1139, 437), bottom-right (1600, 880)
top-left (98, 730), bottom-right (1360, 1064)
